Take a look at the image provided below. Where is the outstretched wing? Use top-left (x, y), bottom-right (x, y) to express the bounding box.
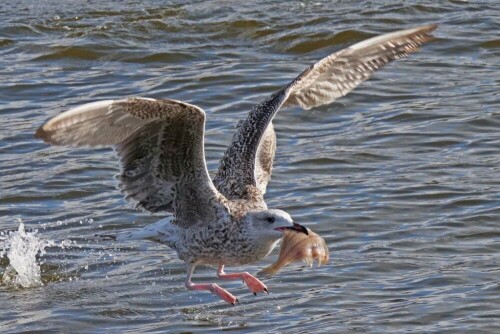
top-left (36, 97), bottom-right (228, 228)
top-left (214, 24), bottom-right (438, 201)
top-left (254, 122), bottom-right (276, 194)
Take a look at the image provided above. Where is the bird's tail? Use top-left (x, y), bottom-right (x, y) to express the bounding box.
top-left (95, 217), bottom-right (177, 245)
top-left (95, 229), bottom-right (158, 241)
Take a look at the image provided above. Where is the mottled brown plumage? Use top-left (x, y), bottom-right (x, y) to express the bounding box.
top-left (35, 24), bottom-right (437, 304)
top-left (213, 24), bottom-right (437, 204)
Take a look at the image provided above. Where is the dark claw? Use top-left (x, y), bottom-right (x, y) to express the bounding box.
top-left (264, 288), bottom-right (269, 294)
top-left (253, 292), bottom-right (257, 296)
top-left (235, 299), bottom-right (240, 304)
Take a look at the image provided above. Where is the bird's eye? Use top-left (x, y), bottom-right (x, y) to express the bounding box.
top-left (266, 216), bottom-right (275, 224)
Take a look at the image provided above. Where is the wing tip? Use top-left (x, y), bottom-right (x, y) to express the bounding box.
top-left (400, 23), bottom-right (438, 37)
top-left (404, 23), bottom-right (439, 45)
top-left (414, 23), bottom-right (439, 40)
top-left (34, 124), bottom-right (51, 143)
top-left (419, 23), bottom-right (439, 32)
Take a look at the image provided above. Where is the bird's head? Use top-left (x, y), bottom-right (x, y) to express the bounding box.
top-left (244, 209), bottom-right (308, 242)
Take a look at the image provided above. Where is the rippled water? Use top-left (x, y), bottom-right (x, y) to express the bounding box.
top-left (1, 1), bottom-right (499, 333)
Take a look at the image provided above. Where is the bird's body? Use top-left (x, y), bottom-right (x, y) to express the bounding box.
top-left (111, 175), bottom-right (282, 267)
top-left (143, 211), bottom-right (281, 266)
top-left (117, 205), bottom-right (292, 267)
top-left (36, 24), bottom-right (438, 304)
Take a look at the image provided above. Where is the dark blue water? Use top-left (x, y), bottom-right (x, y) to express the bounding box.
top-left (1, 1), bottom-right (499, 333)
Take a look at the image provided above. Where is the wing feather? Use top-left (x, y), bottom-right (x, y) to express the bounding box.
top-left (285, 24), bottom-right (438, 109)
top-left (214, 24), bottom-right (437, 200)
top-left (36, 97), bottom-right (228, 228)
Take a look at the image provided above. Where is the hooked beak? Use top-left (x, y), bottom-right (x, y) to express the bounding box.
top-left (275, 222), bottom-right (309, 235)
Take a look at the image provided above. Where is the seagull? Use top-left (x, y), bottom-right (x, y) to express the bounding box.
top-left (35, 24), bottom-right (437, 304)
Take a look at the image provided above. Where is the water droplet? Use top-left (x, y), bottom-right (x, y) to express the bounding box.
top-left (60, 239), bottom-right (72, 249)
top-left (2, 220), bottom-right (55, 288)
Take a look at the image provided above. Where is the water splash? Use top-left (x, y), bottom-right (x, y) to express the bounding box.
top-left (0, 219), bottom-right (55, 288)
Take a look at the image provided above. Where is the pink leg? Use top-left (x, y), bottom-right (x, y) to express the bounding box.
top-left (217, 265), bottom-right (269, 295)
top-left (185, 264), bottom-right (239, 305)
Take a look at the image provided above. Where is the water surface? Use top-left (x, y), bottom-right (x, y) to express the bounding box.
top-left (1, 1), bottom-right (499, 333)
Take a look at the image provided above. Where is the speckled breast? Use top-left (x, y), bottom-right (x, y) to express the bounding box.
top-left (174, 219), bottom-right (275, 266)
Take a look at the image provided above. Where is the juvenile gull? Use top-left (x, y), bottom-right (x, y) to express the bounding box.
top-left (36, 24), bottom-right (437, 304)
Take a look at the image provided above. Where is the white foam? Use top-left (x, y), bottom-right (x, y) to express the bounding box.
top-left (1, 220), bottom-right (55, 288)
